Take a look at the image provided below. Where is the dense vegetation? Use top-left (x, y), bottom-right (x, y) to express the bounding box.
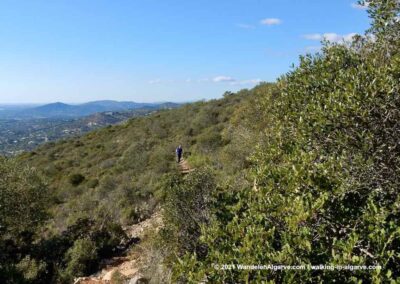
top-left (0, 0), bottom-right (399, 282)
top-left (169, 1), bottom-right (400, 283)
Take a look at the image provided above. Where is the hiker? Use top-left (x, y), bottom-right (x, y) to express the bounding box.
top-left (176, 145), bottom-right (183, 163)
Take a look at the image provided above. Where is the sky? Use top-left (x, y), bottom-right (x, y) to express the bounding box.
top-left (0, 0), bottom-right (370, 104)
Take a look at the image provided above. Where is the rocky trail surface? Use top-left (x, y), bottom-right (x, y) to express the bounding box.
top-left (74, 212), bottom-right (162, 284)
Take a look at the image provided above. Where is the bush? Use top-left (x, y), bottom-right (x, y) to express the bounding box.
top-left (69, 173), bottom-right (85, 186)
top-left (16, 256), bottom-right (47, 282)
top-left (162, 169), bottom-right (216, 281)
top-left (62, 238), bottom-right (98, 281)
top-left (0, 157), bottom-right (49, 283)
top-left (86, 178), bottom-right (99, 188)
top-left (0, 158), bottom-right (49, 238)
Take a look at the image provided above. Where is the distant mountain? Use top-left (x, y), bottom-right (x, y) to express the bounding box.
top-left (0, 100), bottom-right (180, 119)
top-left (29, 102), bottom-right (76, 117)
top-left (0, 102), bottom-right (180, 155)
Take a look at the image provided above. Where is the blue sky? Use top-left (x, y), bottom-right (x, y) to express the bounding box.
top-left (0, 0), bottom-right (370, 103)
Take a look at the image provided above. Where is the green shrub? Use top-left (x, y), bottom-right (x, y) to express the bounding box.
top-left (69, 173), bottom-right (85, 186)
top-left (162, 169), bottom-right (216, 282)
top-left (16, 256), bottom-right (47, 282)
top-left (0, 157), bottom-right (49, 283)
top-left (62, 238), bottom-right (98, 281)
top-left (86, 178), bottom-right (99, 188)
top-left (196, 126), bottom-right (223, 154)
top-left (0, 158), bottom-right (49, 238)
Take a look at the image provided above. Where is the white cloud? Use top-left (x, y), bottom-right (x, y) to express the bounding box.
top-left (323, 33), bottom-right (344, 42)
top-left (303, 33), bottom-right (358, 43)
top-left (260, 18), bottom-right (282, 26)
top-left (213, 76), bottom-right (236, 83)
top-left (351, 2), bottom-right (369, 10)
top-left (237, 23), bottom-right (256, 29)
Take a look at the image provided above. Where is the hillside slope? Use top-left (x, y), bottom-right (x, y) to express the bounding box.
top-left (7, 87), bottom-right (263, 282)
top-left (19, 91), bottom-right (255, 231)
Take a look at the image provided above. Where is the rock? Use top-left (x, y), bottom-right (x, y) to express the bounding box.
top-left (102, 269), bottom-right (116, 281)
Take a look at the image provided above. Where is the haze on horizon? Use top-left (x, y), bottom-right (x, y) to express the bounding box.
top-left (0, 0), bottom-right (369, 104)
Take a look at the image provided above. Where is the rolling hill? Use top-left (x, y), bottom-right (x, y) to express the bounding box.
top-left (0, 100), bottom-right (180, 119)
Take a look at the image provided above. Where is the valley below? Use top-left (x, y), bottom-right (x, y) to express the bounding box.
top-left (0, 102), bottom-right (179, 156)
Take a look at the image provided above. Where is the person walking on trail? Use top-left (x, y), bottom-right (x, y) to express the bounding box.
top-left (176, 145), bottom-right (183, 163)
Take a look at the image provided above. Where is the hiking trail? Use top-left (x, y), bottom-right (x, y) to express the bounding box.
top-left (74, 212), bottom-right (162, 284)
top-left (179, 158), bottom-right (193, 174)
top-left (75, 158), bottom-right (192, 283)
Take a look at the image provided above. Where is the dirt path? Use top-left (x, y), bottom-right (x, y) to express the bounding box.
top-left (74, 212), bottom-right (163, 284)
top-left (75, 159), bottom-right (193, 284)
top-left (179, 158), bottom-right (193, 174)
